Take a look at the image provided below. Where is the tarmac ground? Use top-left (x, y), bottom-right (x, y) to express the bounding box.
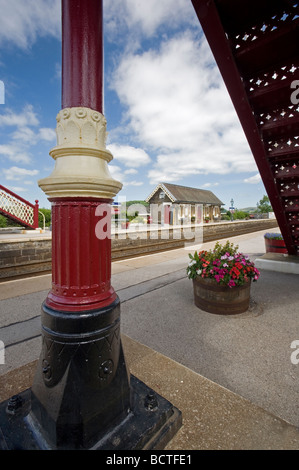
top-left (0, 226), bottom-right (298, 450)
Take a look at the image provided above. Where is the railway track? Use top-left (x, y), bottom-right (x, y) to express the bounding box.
top-left (0, 219), bottom-right (278, 282)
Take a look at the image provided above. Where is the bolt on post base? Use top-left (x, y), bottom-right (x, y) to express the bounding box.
top-left (0, 376), bottom-right (182, 450)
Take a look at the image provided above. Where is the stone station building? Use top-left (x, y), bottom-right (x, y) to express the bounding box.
top-left (146, 182), bottom-right (224, 225)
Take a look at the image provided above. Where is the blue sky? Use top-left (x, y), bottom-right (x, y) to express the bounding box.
top-left (0, 0), bottom-right (267, 210)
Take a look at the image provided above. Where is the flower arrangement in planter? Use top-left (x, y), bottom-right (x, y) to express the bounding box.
top-left (264, 233), bottom-right (287, 254)
top-left (187, 240), bottom-right (260, 287)
top-left (264, 232), bottom-right (283, 240)
top-left (187, 241), bottom-right (260, 314)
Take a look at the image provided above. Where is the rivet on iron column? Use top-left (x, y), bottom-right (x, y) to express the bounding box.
top-left (0, 0), bottom-right (181, 450)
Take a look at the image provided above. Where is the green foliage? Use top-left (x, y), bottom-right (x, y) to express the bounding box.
top-left (257, 195), bottom-right (272, 213)
top-left (0, 208), bottom-right (52, 229)
top-left (126, 211), bottom-right (139, 222)
top-left (123, 200), bottom-right (149, 223)
top-left (0, 215), bottom-right (23, 227)
top-left (0, 215), bottom-right (7, 227)
top-left (225, 210), bottom-right (249, 220)
top-left (233, 210), bottom-right (249, 220)
top-left (212, 240), bottom-right (239, 258)
top-left (126, 200), bottom-right (149, 208)
top-left (38, 208), bottom-right (51, 227)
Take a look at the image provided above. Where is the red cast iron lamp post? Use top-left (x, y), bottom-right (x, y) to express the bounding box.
top-left (0, 0), bottom-right (181, 450)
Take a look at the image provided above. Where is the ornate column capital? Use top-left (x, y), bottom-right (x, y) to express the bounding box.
top-left (38, 107), bottom-right (122, 199)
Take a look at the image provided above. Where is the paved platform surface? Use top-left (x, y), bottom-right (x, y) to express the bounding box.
top-left (0, 226), bottom-right (298, 450)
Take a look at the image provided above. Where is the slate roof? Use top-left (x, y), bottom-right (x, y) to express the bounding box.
top-left (146, 183), bottom-right (224, 205)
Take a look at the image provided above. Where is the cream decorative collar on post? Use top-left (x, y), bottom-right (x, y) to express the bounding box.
top-left (38, 107), bottom-right (122, 199)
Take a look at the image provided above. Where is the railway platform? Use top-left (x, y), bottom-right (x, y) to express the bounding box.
top-left (0, 226), bottom-right (298, 450)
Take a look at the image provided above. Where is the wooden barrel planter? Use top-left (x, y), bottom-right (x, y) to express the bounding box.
top-left (265, 238), bottom-right (287, 254)
top-left (193, 277), bottom-right (251, 315)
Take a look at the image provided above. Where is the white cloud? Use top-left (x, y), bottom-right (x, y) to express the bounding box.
top-left (109, 164), bottom-right (143, 189)
top-left (112, 32), bottom-right (255, 185)
top-left (109, 164), bottom-right (123, 182)
top-left (244, 173), bottom-right (261, 184)
top-left (0, 105), bottom-right (39, 128)
top-left (54, 62), bottom-right (61, 80)
top-left (108, 144), bottom-right (151, 168)
top-left (12, 126), bottom-right (36, 143)
top-left (0, 0), bottom-right (61, 49)
top-left (104, 0), bottom-right (196, 43)
top-left (11, 125), bottom-right (55, 144)
top-left (125, 180), bottom-right (143, 187)
top-left (38, 128), bottom-right (56, 142)
top-left (0, 105), bottom-right (56, 165)
top-left (3, 166), bottom-right (39, 180)
top-left (9, 186), bottom-right (27, 193)
top-left (0, 144), bottom-right (31, 163)
top-left (202, 182), bottom-right (219, 188)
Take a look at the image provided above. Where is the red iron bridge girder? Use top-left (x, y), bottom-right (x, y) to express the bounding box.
top-left (191, 0), bottom-right (299, 255)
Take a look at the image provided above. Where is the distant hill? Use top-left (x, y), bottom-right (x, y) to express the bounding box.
top-left (239, 207), bottom-right (256, 213)
top-left (127, 200), bottom-right (149, 207)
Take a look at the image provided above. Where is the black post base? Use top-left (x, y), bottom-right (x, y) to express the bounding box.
top-left (0, 297), bottom-right (182, 450)
top-left (0, 375), bottom-right (182, 450)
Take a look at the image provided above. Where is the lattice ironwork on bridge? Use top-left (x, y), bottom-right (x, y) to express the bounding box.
top-left (0, 184), bottom-right (39, 229)
top-left (192, 0), bottom-right (299, 255)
